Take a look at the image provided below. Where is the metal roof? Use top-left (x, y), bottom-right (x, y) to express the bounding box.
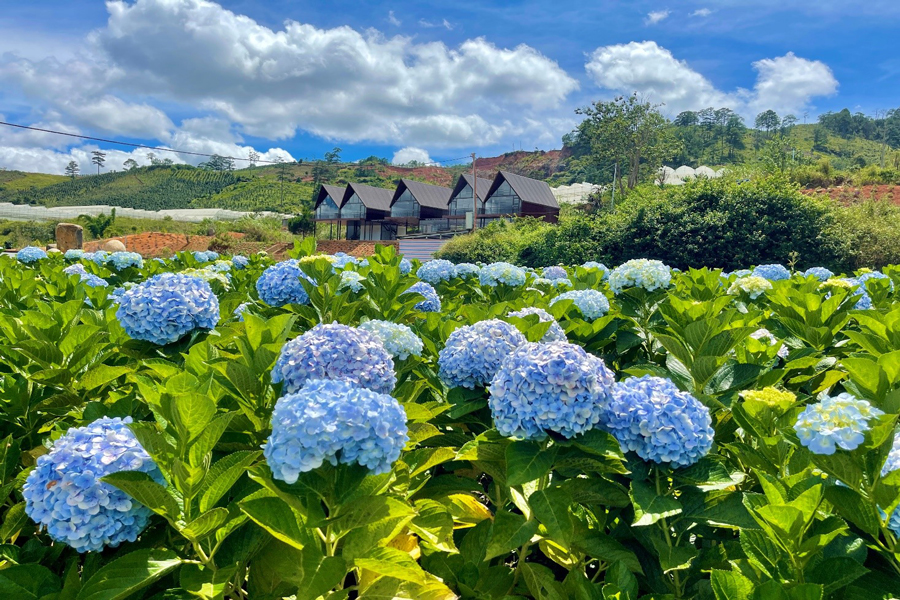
top-left (315, 184), bottom-right (348, 209)
top-left (487, 170), bottom-right (559, 209)
top-left (450, 174), bottom-right (493, 203)
top-left (392, 179), bottom-right (452, 210)
top-left (343, 182), bottom-right (393, 212)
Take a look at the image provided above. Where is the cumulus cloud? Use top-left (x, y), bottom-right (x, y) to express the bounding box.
top-left (392, 147), bottom-right (433, 165)
top-left (585, 41), bottom-right (837, 118)
top-left (646, 10), bottom-right (671, 25)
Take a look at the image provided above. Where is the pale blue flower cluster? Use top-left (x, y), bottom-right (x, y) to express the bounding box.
top-left (508, 307), bottom-right (567, 342)
top-left (265, 379), bottom-right (408, 482)
top-left (858, 271), bottom-right (893, 291)
top-left (803, 267), bottom-right (834, 281)
top-left (233, 302), bottom-right (252, 321)
top-left (794, 393), bottom-right (884, 455)
top-left (330, 252), bottom-right (356, 270)
top-left (841, 278), bottom-right (874, 310)
top-left (551, 289), bottom-right (610, 320)
top-left (358, 320), bottom-right (423, 360)
top-left (752, 264), bottom-right (791, 281)
top-left (64, 249), bottom-right (84, 260)
top-left (399, 258), bottom-right (413, 274)
top-left (608, 259), bottom-right (672, 293)
top-left (272, 323), bottom-right (396, 395)
top-left (438, 319), bottom-right (526, 389)
top-left (404, 281), bottom-right (441, 312)
top-left (727, 269), bottom-right (752, 279)
top-left (582, 261), bottom-right (609, 278)
top-left (17, 246), bottom-right (47, 264)
top-left (339, 270), bottom-right (366, 292)
top-left (604, 376), bottom-right (714, 468)
top-left (417, 259), bottom-right (457, 284)
top-left (193, 250), bottom-right (219, 263)
top-left (534, 277), bottom-right (572, 289)
top-left (108, 252), bottom-right (144, 271)
top-left (256, 259), bottom-right (314, 306)
top-left (479, 262), bottom-right (527, 287)
top-left (454, 263), bottom-right (481, 278)
top-left (23, 417), bottom-right (162, 553)
top-left (542, 266), bottom-right (568, 280)
top-left (231, 255), bottom-right (249, 269)
top-left (210, 260), bottom-right (233, 273)
top-left (116, 273), bottom-right (219, 345)
top-left (490, 342), bottom-right (615, 439)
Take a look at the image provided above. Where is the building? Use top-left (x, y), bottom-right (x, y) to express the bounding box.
top-left (448, 173), bottom-right (492, 227)
top-left (482, 171), bottom-right (559, 224)
top-left (388, 179), bottom-right (453, 237)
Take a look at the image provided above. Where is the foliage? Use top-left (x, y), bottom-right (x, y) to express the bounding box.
top-left (79, 209), bottom-right (116, 239)
top-left (435, 218), bottom-right (551, 264)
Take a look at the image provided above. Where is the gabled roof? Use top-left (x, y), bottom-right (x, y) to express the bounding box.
top-left (314, 184), bottom-right (348, 209)
top-left (487, 170), bottom-right (559, 209)
top-left (392, 179), bottom-right (452, 210)
top-left (449, 173), bottom-right (493, 203)
top-left (343, 182), bottom-right (393, 212)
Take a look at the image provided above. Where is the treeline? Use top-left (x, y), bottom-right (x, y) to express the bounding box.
top-left (817, 108), bottom-right (900, 146)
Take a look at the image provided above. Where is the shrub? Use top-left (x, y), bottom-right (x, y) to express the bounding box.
top-left (435, 218), bottom-right (550, 264)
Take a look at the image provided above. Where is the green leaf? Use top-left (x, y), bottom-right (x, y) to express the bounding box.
top-left (181, 508), bottom-right (230, 541)
top-left (0, 502), bottom-right (28, 542)
top-left (807, 557), bottom-right (868, 595)
top-left (711, 569), bottom-right (753, 600)
top-left (404, 447), bottom-right (458, 478)
top-left (79, 365), bottom-right (132, 391)
top-left (520, 563), bottom-right (567, 600)
top-left (199, 451), bottom-right (260, 512)
top-left (239, 496), bottom-right (311, 550)
top-left (0, 564), bottom-right (60, 599)
top-left (171, 392), bottom-right (217, 443)
top-left (263, 543), bottom-right (346, 599)
top-left (76, 549), bottom-right (182, 600)
top-left (102, 471), bottom-right (179, 520)
top-left (630, 480), bottom-right (682, 527)
top-left (572, 530), bottom-right (642, 574)
top-left (530, 487), bottom-right (575, 547)
top-left (408, 500), bottom-right (458, 554)
top-left (179, 564), bottom-right (236, 600)
top-left (485, 509), bottom-right (538, 560)
top-left (506, 440), bottom-right (557, 486)
top-left (355, 547), bottom-right (427, 585)
top-left (825, 486), bottom-right (881, 537)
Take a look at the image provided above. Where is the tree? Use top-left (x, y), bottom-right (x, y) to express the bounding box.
top-left (673, 111), bottom-right (699, 127)
top-left (64, 160), bottom-right (79, 179)
top-left (572, 94), bottom-right (680, 193)
top-left (813, 126), bottom-right (828, 151)
top-left (248, 150), bottom-right (259, 168)
top-left (79, 209), bottom-right (116, 239)
top-left (324, 147), bottom-right (342, 164)
top-left (123, 158), bottom-right (139, 171)
top-left (724, 114), bottom-right (747, 159)
top-left (90, 151), bottom-right (107, 175)
top-left (780, 114), bottom-right (798, 135)
top-left (755, 110), bottom-right (781, 136)
top-left (199, 154), bottom-right (235, 171)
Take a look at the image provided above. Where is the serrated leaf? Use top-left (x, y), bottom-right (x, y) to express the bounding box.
top-left (76, 549), bottom-right (181, 600)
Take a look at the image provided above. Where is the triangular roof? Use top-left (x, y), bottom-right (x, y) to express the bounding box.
top-left (449, 173), bottom-right (493, 203)
top-left (486, 170), bottom-right (559, 209)
top-left (343, 182), bottom-right (393, 211)
top-left (314, 184), bottom-right (348, 209)
top-left (392, 179), bottom-right (452, 210)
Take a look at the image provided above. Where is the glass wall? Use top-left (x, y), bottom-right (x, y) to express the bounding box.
top-left (483, 181), bottom-right (521, 215)
top-left (391, 189), bottom-right (420, 218)
top-left (342, 194), bottom-right (367, 219)
top-left (315, 196), bottom-right (340, 220)
top-left (449, 184), bottom-right (482, 216)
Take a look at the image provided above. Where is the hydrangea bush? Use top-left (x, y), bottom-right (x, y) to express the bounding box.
top-left (438, 319), bottom-right (526, 389)
top-left (256, 259), bottom-right (314, 306)
top-left (608, 258), bottom-right (671, 293)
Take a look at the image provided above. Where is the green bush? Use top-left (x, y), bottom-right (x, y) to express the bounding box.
top-left (435, 218), bottom-right (550, 263)
top-left (830, 198), bottom-right (900, 269)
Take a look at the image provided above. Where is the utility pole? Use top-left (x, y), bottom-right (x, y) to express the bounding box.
top-left (471, 152), bottom-right (478, 231)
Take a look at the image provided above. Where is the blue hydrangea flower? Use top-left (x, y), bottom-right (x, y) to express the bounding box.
top-left (858, 271), bottom-right (894, 291)
top-left (64, 249), bottom-right (84, 260)
top-left (358, 320), bottom-right (423, 360)
top-left (265, 379), bottom-right (408, 482)
top-left (65, 263), bottom-right (108, 287)
top-left (404, 281), bottom-right (441, 312)
top-left (231, 255), bottom-right (249, 269)
top-left (581, 262), bottom-right (609, 279)
top-left (330, 252), bottom-right (356, 270)
top-left (604, 376), bottom-right (714, 468)
top-left (399, 258), bottom-right (413, 275)
top-left (108, 252), bottom-right (144, 271)
top-left (23, 417), bottom-right (162, 553)
top-left (116, 273), bottom-right (219, 345)
top-left (210, 260), bottom-right (233, 273)
top-left (752, 264), bottom-right (791, 281)
top-left (272, 323), bottom-right (396, 395)
top-left (454, 263), bottom-right (481, 278)
top-left (837, 278), bottom-right (874, 310)
top-left (17, 246), bottom-right (48, 264)
top-left (551, 289), bottom-right (610, 320)
top-left (542, 266), bottom-right (568, 280)
top-left (233, 302), bottom-right (252, 321)
top-left (803, 267), bottom-right (834, 281)
top-left (479, 262), bottom-right (527, 287)
top-left (89, 250), bottom-right (110, 266)
top-left (109, 286), bottom-right (127, 304)
top-left (256, 260), bottom-right (314, 307)
top-left (508, 307), bottom-right (567, 342)
top-left (490, 342), bottom-right (614, 439)
top-left (417, 260), bottom-right (457, 284)
top-left (438, 319), bottom-right (526, 389)
top-left (794, 393), bottom-right (884, 455)
top-left (339, 270), bottom-right (366, 292)
top-left (608, 259), bottom-right (672, 293)
top-left (726, 269), bottom-right (753, 279)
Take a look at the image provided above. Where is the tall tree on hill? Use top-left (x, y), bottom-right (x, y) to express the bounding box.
top-left (755, 110), bottom-right (781, 137)
top-left (123, 158), bottom-right (139, 171)
top-left (91, 150), bottom-right (106, 175)
top-left (64, 160), bottom-right (79, 179)
top-left (248, 150), bottom-right (259, 168)
top-left (673, 111), bottom-right (699, 127)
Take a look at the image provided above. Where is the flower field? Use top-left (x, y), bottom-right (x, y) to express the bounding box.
top-left (2, 241), bottom-right (900, 599)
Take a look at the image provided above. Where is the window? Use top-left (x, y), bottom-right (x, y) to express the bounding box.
top-left (342, 194), bottom-right (366, 219)
top-left (391, 189), bottom-right (420, 218)
top-left (483, 181), bottom-right (521, 215)
top-left (315, 196), bottom-right (340, 220)
top-left (450, 184), bottom-right (482, 216)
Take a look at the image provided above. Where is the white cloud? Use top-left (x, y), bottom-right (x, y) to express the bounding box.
top-left (690, 8), bottom-right (712, 17)
top-left (392, 147), bottom-right (432, 165)
top-left (645, 10), bottom-right (671, 25)
top-left (418, 18), bottom-right (454, 30)
top-left (388, 11), bottom-right (401, 26)
top-left (585, 41), bottom-right (838, 118)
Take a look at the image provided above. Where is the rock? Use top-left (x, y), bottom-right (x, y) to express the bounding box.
top-left (101, 239), bottom-right (127, 252)
top-left (55, 223), bottom-right (83, 252)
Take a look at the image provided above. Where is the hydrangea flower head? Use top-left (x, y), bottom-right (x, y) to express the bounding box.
top-left (64, 249), bottom-right (84, 260)
top-left (728, 275), bottom-right (772, 299)
top-left (108, 252), bottom-right (144, 271)
top-left (605, 376), bottom-right (714, 468)
top-left (231, 255), bottom-right (249, 269)
top-left (265, 379), bottom-right (408, 482)
top-left (479, 262), bottom-right (527, 287)
top-left (794, 393), bottom-right (884, 455)
top-left (399, 258), bottom-right (413, 274)
top-left (64, 263), bottom-right (87, 277)
top-left (182, 267), bottom-right (231, 289)
top-left (272, 323), bottom-right (396, 395)
top-left (417, 259), bottom-right (457, 284)
top-left (490, 342), bottom-right (614, 439)
top-left (803, 267), bottom-right (834, 281)
top-left (23, 416), bottom-right (162, 553)
top-left (454, 263), bottom-right (481, 278)
top-left (858, 271), bottom-right (893, 291)
top-left (404, 281), bottom-right (441, 312)
top-left (17, 246), bottom-right (48, 264)
top-left (839, 278), bottom-right (874, 309)
top-left (358, 320), bottom-right (423, 360)
top-left (330, 252), bottom-right (356, 270)
top-left (339, 270), bottom-right (366, 292)
top-left (438, 319), bottom-right (526, 389)
top-left (542, 266), bottom-right (568, 280)
top-left (608, 259), bottom-right (672, 293)
top-left (116, 273), bottom-right (219, 345)
top-left (233, 302), bottom-right (252, 321)
top-left (581, 262), bottom-right (610, 279)
top-left (752, 264), bottom-right (791, 281)
top-left (508, 307), bottom-right (567, 342)
top-left (193, 250), bottom-right (218, 263)
top-left (256, 259), bottom-right (314, 307)
top-left (727, 269), bottom-right (753, 279)
top-left (551, 289), bottom-right (610, 320)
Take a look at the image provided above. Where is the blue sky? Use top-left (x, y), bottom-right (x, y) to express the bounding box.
top-left (0, 0), bottom-right (896, 173)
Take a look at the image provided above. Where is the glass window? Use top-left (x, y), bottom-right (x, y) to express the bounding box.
top-left (483, 181), bottom-right (521, 215)
top-left (342, 194), bottom-right (366, 219)
top-left (315, 196), bottom-right (340, 220)
top-left (450, 184), bottom-right (482, 216)
top-left (391, 189), bottom-right (420, 218)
